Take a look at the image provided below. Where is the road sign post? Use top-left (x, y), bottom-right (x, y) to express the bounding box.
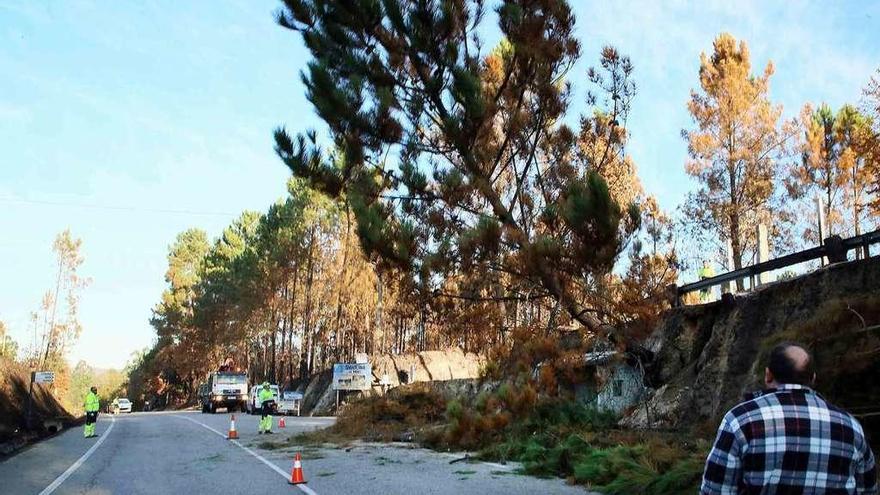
top-left (34, 371), bottom-right (55, 384)
top-left (26, 375), bottom-right (34, 430)
top-left (27, 371), bottom-right (55, 430)
top-left (332, 363), bottom-right (372, 416)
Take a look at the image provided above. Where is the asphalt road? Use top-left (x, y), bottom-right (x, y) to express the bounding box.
top-left (0, 411), bottom-right (592, 494)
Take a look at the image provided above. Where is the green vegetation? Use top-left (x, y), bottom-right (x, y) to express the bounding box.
top-left (274, 0), bottom-right (670, 336)
top-left (0, 321), bottom-right (17, 361)
top-left (291, 324), bottom-right (708, 492)
top-left (62, 360), bottom-right (126, 413)
top-left (313, 382), bottom-right (705, 493)
top-left (449, 399), bottom-right (704, 494)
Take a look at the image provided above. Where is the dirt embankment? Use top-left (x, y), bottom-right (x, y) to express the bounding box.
top-left (624, 256), bottom-right (880, 447)
top-left (0, 357), bottom-right (74, 454)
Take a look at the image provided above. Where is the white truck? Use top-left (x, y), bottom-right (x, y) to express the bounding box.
top-left (278, 391), bottom-right (303, 416)
top-left (246, 385), bottom-right (302, 416)
top-left (198, 372), bottom-right (248, 414)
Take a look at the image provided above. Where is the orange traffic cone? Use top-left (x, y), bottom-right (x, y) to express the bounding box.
top-left (227, 414), bottom-right (239, 440)
top-left (279, 417), bottom-right (286, 428)
top-left (288, 452), bottom-right (306, 485)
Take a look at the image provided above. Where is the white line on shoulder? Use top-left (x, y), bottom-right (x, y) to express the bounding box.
top-left (38, 415), bottom-right (116, 495)
top-left (174, 415), bottom-right (318, 495)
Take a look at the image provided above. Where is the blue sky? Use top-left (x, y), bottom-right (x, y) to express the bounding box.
top-left (1, 1), bottom-right (878, 369)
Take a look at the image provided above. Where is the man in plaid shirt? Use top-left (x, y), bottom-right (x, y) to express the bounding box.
top-left (701, 342), bottom-right (877, 494)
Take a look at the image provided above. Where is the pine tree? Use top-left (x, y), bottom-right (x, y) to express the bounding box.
top-left (789, 103), bottom-right (876, 240)
top-left (860, 70), bottom-right (880, 222)
top-left (273, 0), bottom-right (639, 332)
top-left (682, 33), bottom-right (795, 285)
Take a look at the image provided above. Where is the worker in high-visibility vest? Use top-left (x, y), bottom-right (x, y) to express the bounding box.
top-left (699, 260), bottom-right (715, 302)
top-left (258, 382), bottom-right (275, 434)
top-left (84, 386), bottom-right (100, 438)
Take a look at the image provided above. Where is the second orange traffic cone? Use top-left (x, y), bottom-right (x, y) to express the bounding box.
top-left (227, 414), bottom-right (239, 440)
top-left (279, 417), bottom-right (286, 428)
top-left (288, 452), bottom-right (306, 485)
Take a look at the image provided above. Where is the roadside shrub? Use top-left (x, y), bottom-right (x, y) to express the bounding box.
top-left (446, 399), bottom-right (463, 421)
top-left (319, 385), bottom-right (447, 442)
top-left (571, 444), bottom-right (703, 495)
top-left (522, 434), bottom-right (591, 477)
top-left (646, 457), bottom-right (705, 494)
top-left (479, 360), bottom-right (502, 381)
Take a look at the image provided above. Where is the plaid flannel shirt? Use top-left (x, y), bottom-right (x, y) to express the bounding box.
top-left (701, 384), bottom-right (878, 494)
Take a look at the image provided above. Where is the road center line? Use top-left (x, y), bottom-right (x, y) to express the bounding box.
top-left (38, 415), bottom-right (116, 495)
top-left (174, 415), bottom-right (318, 495)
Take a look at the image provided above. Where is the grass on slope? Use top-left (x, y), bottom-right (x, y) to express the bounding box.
top-left (0, 357), bottom-right (73, 443)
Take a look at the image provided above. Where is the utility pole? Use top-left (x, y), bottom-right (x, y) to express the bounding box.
top-left (26, 371), bottom-right (34, 430)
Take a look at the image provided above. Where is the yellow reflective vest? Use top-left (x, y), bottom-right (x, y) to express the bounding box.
top-left (699, 266), bottom-right (715, 279)
top-left (84, 391), bottom-right (100, 412)
top-left (259, 388), bottom-right (274, 406)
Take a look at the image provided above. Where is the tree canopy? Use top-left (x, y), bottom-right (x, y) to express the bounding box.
top-left (682, 33), bottom-right (795, 280)
top-left (274, 0), bottom-right (640, 332)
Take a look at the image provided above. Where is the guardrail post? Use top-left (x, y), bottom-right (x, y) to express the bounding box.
top-left (724, 240), bottom-right (736, 293)
top-left (816, 195), bottom-right (828, 266)
top-left (824, 235), bottom-right (847, 263)
top-left (757, 224), bottom-right (773, 285)
top-left (666, 284), bottom-right (680, 308)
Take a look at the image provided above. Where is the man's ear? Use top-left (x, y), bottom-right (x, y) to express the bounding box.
top-left (764, 367), bottom-right (773, 386)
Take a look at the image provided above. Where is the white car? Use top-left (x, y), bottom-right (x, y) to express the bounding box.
top-left (111, 398), bottom-right (132, 414)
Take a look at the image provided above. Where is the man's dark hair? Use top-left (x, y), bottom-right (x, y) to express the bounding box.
top-left (768, 342), bottom-right (815, 386)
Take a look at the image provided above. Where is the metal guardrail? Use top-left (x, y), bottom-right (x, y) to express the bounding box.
top-left (673, 229), bottom-right (880, 305)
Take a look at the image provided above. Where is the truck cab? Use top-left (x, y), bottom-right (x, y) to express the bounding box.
top-left (198, 372), bottom-right (248, 413)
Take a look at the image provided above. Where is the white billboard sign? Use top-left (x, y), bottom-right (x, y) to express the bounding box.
top-left (33, 371), bottom-right (55, 384)
top-left (332, 363), bottom-right (371, 391)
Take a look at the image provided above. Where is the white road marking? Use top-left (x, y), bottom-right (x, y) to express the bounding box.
top-left (38, 415), bottom-right (116, 495)
top-left (175, 415), bottom-right (318, 495)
